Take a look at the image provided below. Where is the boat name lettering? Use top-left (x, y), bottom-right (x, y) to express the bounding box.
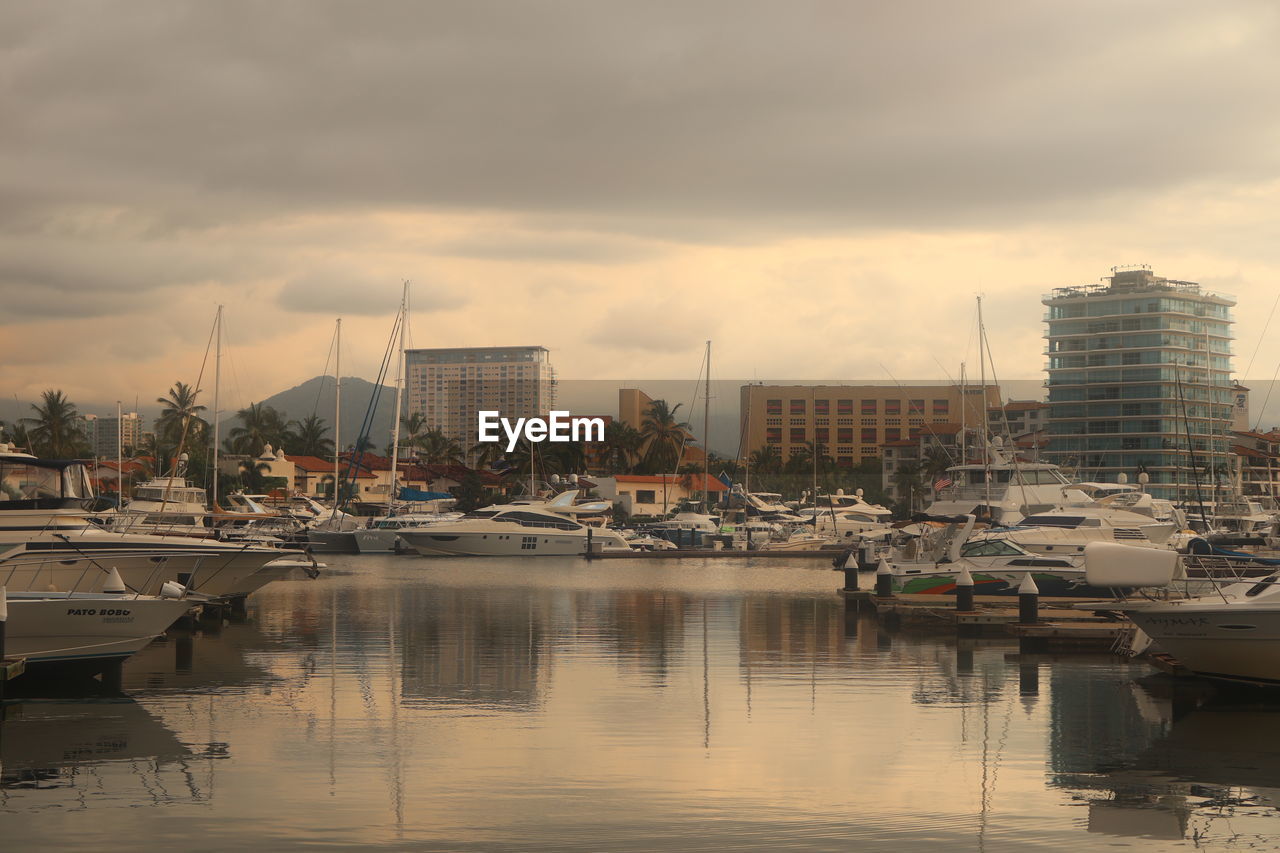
top-left (477, 411), bottom-right (605, 452)
top-left (1144, 615), bottom-right (1209, 627)
top-left (65, 608), bottom-right (133, 616)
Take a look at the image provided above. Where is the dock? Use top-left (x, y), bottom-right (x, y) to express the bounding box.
top-left (588, 548), bottom-right (842, 560)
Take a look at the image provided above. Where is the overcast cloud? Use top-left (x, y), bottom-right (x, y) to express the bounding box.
top-left (3, 1), bottom-right (1280, 418)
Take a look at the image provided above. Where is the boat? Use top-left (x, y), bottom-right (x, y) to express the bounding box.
top-left (1085, 542), bottom-right (1280, 685)
top-left (399, 504), bottom-right (632, 557)
top-left (0, 446), bottom-right (304, 599)
top-left (1, 584), bottom-right (195, 674)
top-left (353, 510), bottom-right (463, 553)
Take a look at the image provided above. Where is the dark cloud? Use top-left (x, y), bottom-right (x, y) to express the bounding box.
top-left (5, 1), bottom-right (1278, 235)
top-left (276, 268), bottom-right (468, 315)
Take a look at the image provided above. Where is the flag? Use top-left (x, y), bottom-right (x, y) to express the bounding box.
top-left (933, 476), bottom-right (953, 490)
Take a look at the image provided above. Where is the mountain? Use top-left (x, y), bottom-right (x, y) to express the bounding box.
top-left (218, 376), bottom-right (399, 454)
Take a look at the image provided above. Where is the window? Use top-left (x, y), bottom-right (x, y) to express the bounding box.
top-left (789, 399), bottom-right (806, 415)
top-left (885, 400), bottom-right (901, 415)
top-left (766, 427), bottom-right (781, 444)
top-left (861, 427), bottom-right (876, 443)
top-left (933, 399), bottom-right (949, 415)
top-left (766, 399), bottom-right (782, 415)
top-left (815, 427), bottom-right (829, 443)
top-left (885, 428), bottom-right (901, 442)
top-left (861, 399), bottom-right (878, 415)
top-left (837, 399), bottom-right (854, 415)
top-left (909, 399), bottom-right (925, 415)
top-left (909, 427), bottom-right (921, 439)
top-left (636, 489), bottom-right (656, 504)
top-left (790, 427), bottom-right (807, 442)
top-left (838, 427), bottom-right (854, 443)
top-left (815, 399), bottom-right (830, 415)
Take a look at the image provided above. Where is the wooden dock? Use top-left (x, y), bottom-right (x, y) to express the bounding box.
top-left (587, 548), bottom-right (842, 560)
top-left (838, 590), bottom-right (1130, 650)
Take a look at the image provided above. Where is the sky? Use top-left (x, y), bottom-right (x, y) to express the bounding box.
top-left (4, 0), bottom-right (1280, 420)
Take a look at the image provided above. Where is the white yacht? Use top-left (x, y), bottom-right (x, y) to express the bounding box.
top-left (927, 442), bottom-right (1074, 525)
top-left (3, 587), bottom-right (196, 673)
top-left (114, 475), bottom-right (211, 536)
top-left (399, 504), bottom-right (631, 557)
top-left (795, 490), bottom-right (894, 537)
top-left (0, 446), bottom-right (303, 599)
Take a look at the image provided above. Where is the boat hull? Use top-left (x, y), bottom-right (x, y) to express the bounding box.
top-left (1128, 607), bottom-right (1280, 685)
top-left (401, 529), bottom-right (592, 557)
top-left (4, 593), bottom-right (195, 668)
top-left (306, 530), bottom-right (359, 553)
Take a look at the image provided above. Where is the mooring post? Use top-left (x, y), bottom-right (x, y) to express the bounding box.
top-left (875, 558), bottom-right (894, 599)
top-left (955, 566), bottom-right (975, 613)
top-left (841, 549), bottom-right (860, 591)
top-left (585, 527), bottom-right (593, 560)
top-left (1017, 573), bottom-right (1040, 625)
top-left (101, 659), bottom-right (123, 694)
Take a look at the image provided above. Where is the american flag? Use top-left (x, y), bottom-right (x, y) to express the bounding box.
top-left (933, 476), bottom-right (953, 490)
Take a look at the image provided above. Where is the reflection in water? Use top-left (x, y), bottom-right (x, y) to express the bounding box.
top-left (0, 554), bottom-right (1278, 851)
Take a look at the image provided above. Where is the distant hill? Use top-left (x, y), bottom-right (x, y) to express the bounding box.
top-left (218, 376), bottom-right (399, 454)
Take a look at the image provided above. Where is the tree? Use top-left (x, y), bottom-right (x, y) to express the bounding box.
top-left (921, 444), bottom-right (955, 494)
top-left (602, 421), bottom-right (645, 474)
top-left (401, 412), bottom-right (429, 448)
top-left (228, 403), bottom-right (289, 456)
top-left (289, 414), bottom-right (334, 457)
top-left (451, 470), bottom-right (489, 513)
top-left (154, 381), bottom-right (208, 451)
top-left (892, 462), bottom-right (927, 515)
top-left (639, 400), bottom-right (690, 474)
top-left (413, 429), bottom-right (463, 466)
top-left (23, 389), bottom-right (89, 457)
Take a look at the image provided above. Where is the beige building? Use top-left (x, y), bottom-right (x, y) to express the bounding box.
top-left (404, 346), bottom-right (555, 448)
top-left (740, 383), bottom-right (1001, 466)
top-left (86, 411), bottom-right (143, 459)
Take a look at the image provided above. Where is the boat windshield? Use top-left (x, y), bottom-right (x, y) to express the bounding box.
top-left (0, 460), bottom-right (92, 501)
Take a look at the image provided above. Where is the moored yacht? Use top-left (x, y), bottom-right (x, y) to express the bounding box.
top-left (0, 446), bottom-right (304, 599)
top-left (399, 504), bottom-right (631, 557)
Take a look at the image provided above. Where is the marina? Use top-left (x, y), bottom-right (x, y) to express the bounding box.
top-left (3, 553), bottom-right (1279, 851)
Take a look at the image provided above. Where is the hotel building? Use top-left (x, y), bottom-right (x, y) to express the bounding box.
top-left (404, 346), bottom-right (555, 448)
top-left (85, 411), bottom-right (143, 459)
top-left (739, 383), bottom-right (1001, 467)
top-left (1043, 267), bottom-right (1236, 502)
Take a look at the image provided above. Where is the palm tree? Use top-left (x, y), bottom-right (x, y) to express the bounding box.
top-left (639, 400), bottom-right (691, 474)
top-left (602, 421), bottom-right (645, 474)
top-left (469, 438), bottom-right (505, 471)
top-left (748, 445), bottom-right (782, 475)
top-left (154, 381), bottom-right (208, 450)
top-left (413, 429), bottom-right (464, 466)
top-left (228, 403), bottom-right (289, 456)
top-left (23, 389), bottom-right (88, 457)
top-left (289, 414), bottom-right (334, 457)
top-left (401, 412), bottom-right (429, 448)
top-left (921, 444), bottom-right (954, 494)
top-left (892, 462), bottom-right (927, 515)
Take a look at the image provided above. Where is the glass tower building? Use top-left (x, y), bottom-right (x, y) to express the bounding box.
top-left (1043, 267), bottom-right (1235, 502)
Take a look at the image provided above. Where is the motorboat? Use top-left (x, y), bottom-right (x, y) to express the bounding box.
top-left (1085, 542), bottom-right (1280, 685)
top-left (1, 584), bottom-right (195, 674)
top-left (399, 504), bottom-right (632, 557)
top-left (353, 511), bottom-right (464, 553)
top-left (0, 446), bottom-right (305, 599)
top-left (927, 441), bottom-right (1074, 525)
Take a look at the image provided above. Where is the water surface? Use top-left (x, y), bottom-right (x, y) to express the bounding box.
top-left (2, 555), bottom-right (1278, 851)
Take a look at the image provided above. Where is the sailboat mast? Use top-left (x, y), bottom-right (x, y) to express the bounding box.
top-left (116, 399), bottom-right (123, 504)
top-left (703, 340), bottom-right (711, 508)
top-left (978, 297), bottom-right (991, 512)
top-left (212, 304), bottom-right (222, 506)
top-left (334, 318), bottom-right (342, 508)
top-left (389, 283), bottom-right (408, 514)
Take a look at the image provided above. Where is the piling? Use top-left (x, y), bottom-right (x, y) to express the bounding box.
top-left (955, 566), bottom-right (975, 613)
top-left (0, 586), bottom-right (6, 702)
top-left (1017, 573), bottom-right (1040, 625)
top-left (875, 558), bottom-right (894, 599)
top-left (586, 527), bottom-right (593, 559)
top-left (839, 550), bottom-right (860, 591)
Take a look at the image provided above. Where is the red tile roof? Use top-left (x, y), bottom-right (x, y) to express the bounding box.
top-left (615, 474), bottom-right (728, 492)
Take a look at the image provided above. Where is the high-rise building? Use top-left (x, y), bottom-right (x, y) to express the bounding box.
top-left (404, 346), bottom-right (555, 448)
top-left (1043, 267), bottom-right (1236, 501)
top-left (739, 383), bottom-right (1001, 467)
top-left (85, 412), bottom-right (143, 459)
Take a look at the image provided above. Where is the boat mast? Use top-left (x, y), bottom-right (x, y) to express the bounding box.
top-left (703, 340), bottom-right (711, 509)
top-left (334, 318), bottom-right (342, 508)
top-left (116, 399), bottom-right (123, 504)
top-left (212, 304), bottom-right (222, 507)
top-left (388, 283), bottom-right (408, 515)
top-left (978, 297), bottom-right (991, 512)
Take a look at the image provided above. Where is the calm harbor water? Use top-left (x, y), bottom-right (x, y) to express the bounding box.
top-left (3, 555), bottom-right (1280, 851)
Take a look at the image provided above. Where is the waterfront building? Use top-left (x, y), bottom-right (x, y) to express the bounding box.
top-left (404, 346), bottom-right (555, 450)
top-left (740, 383), bottom-right (1000, 468)
top-left (1043, 267), bottom-right (1236, 502)
top-left (85, 411), bottom-right (142, 459)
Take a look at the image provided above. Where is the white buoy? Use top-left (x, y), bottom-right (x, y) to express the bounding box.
top-left (103, 567), bottom-right (126, 594)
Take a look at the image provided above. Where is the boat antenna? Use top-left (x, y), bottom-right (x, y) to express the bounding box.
top-left (388, 282), bottom-right (409, 516)
top-left (212, 304), bottom-right (222, 507)
top-left (1175, 356), bottom-right (1211, 530)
